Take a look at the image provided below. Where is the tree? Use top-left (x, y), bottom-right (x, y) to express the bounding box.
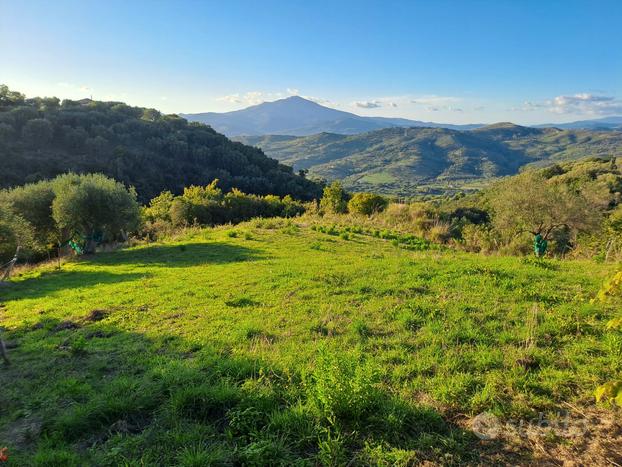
top-left (347, 192), bottom-right (388, 215)
top-left (1, 180), bottom-right (57, 252)
top-left (22, 118), bottom-right (53, 147)
top-left (0, 202), bottom-right (34, 263)
top-left (320, 181), bottom-right (348, 214)
top-left (0, 84), bottom-right (25, 109)
top-left (51, 173), bottom-right (140, 253)
top-left (488, 171), bottom-right (601, 249)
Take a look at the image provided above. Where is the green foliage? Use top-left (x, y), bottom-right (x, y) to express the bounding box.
top-left (305, 347), bottom-right (379, 424)
top-left (145, 180), bottom-right (305, 230)
top-left (51, 173), bottom-right (140, 246)
top-left (347, 192), bottom-right (388, 215)
top-left (0, 173), bottom-right (139, 260)
top-left (595, 380), bottom-right (622, 406)
top-left (487, 170), bottom-right (603, 252)
top-left (592, 270), bottom-right (622, 303)
top-left (0, 179), bottom-right (57, 249)
top-left (0, 85), bottom-right (321, 202)
top-left (320, 181), bottom-right (348, 214)
top-left (0, 201), bottom-right (34, 262)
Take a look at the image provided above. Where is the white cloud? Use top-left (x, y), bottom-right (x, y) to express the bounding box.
top-left (352, 100), bottom-right (383, 109)
top-left (547, 93), bottom-right (622, 115)
top-left (513, 93), bottom-right (622, 115)
top-left (411, 95), bottom-right (460, 106)
top-left (389, 102), bottom-right (398, 108)
top-left (286, 88), bottom-right (300, 95)
top-left (217, 91), bottom-right (268, 106)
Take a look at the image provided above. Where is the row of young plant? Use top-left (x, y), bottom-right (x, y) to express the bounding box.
top-left (310, 224), bottom-right (434, 251)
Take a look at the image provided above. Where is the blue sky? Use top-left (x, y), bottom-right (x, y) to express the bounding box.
top-left (1, 0), bottom-right (621, 124)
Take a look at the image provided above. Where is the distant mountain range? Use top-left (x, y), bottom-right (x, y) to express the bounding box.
top-left (235, 123), bottom-right (622, 196)
top-left (182, 96), bottom-right (622, 136)
top-left (535, 116), bottom-right (622, 131)
top-left (181, 96), bottom-right (482, 136)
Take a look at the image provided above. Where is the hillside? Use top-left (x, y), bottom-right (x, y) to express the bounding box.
top-left (236, 124), bottom-right (622, 195)
top-left (536, 116), bottom-right (622, 131)
top-left (1, 220), bottom-right (620, 464)
top-left (182, 96), bottom-right (482, 136)
top-left (0, 87), bottom-right (321, 202)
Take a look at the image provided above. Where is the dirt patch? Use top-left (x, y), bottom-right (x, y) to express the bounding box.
top-left (53, 320), bottom-right (80, 331)
top-left (0, 416), bottom-right (42, 449)
top-left (84, 309), bottom-right (108, 322)
top-left (54, 320), bottom-right (80, 332)
top-left (464, 406), bottom-right (622, 465)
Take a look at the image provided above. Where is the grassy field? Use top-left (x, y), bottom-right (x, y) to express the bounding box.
top-left (1, 218), bottom-right (621, 465)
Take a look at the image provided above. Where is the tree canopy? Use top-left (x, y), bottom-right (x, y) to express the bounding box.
top-left (0, 85), bottom-right (322, 202)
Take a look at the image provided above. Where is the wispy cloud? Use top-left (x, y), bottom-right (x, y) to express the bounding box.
top-left (217, 91), bottom-right (271, 106)
top-left (352, 100), bottom-right (383, 109)
top-left (411, 95), bottom-right (460, 106)
top-left (216, 88), bottom-right (327, 107)
top-left (513, 93), bottom-right (622, 115)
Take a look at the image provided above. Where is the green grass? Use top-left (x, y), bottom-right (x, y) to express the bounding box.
top-left (0, 218), bottom-right (620, 465)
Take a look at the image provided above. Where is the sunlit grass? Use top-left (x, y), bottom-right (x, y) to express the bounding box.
top-left (0, 219), bottom-right (618, 464)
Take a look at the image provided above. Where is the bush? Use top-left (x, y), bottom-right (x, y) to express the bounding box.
top-left (347, 193), bottom-right (388, 216)
top-left (146, 180), bottom-right (306, 230)
top-left (319, 181), bottom-right (348, 214)
top-left (52, 173), bottom-right (140, 252)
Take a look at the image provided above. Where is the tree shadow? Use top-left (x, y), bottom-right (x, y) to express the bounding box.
top-left (0, 316), bottom-right (491, 465)
top-left (85, 242), bottom-right (266, 268)
top-left (0, 242), bottom-right (265, 301)
top-left (0, 270), bottom-right (147, 302)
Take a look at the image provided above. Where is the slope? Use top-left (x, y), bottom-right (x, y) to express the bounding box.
top-left (0, 87), bottom-right (321, 202)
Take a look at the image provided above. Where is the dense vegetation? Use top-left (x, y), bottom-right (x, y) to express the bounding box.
top-left (236, 123), bottom-right (622, 196)
top-left (1, 220), bottom-right (620, 464)
top-left (0, 86), bottom-right (321, 202)
top-left (0, 174), bottom-right (140, 262)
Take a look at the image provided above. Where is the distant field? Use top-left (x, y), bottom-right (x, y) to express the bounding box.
top-left (1, 219), bottom-right (620, 465)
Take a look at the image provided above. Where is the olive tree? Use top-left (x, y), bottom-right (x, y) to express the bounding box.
top-left (51, 173), bottom-right (140, 253)
top-left (0, 202), bottom-right (34, 263)
top-left (1, 180), bottom-right (57, 252)
top-left (488, 171), bottom-right (601, 248)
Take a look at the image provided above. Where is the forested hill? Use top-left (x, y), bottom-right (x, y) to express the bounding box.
top-left (236, 123), bottom-right (622, 195)
top-left (0, 86), bottom-right (322, 202)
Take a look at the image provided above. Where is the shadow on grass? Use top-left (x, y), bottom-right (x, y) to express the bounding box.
top-left (86, 242), bottom-right (266, 268)
top-left (0, 316), bottom-right (489, 465)
top-left (0, 270), bottom-right (147, 301)
top-left (0, 242), bottom-right (265, 302)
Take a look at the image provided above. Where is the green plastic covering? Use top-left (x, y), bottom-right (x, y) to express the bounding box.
top-left (533, 234), bottom-right (548, 257)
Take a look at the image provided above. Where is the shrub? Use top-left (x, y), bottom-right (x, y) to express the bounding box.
top-left (319, 181), bottom-right (348, 214)
top-left (0, 202), bottom-right (35, 262)
top-left (0, 179), bottom-right (57, 252)
top-left (51, 173), bottom-right (140, 252)
top-left (305, 347), bottom-right (379, 423)
top-left (347, 193), bottom-right (388, 216)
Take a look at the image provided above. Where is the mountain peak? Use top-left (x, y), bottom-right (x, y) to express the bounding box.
top-left (182, 98), bottom-right (482, 137)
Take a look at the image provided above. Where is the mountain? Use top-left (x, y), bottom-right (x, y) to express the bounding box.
top-left (181, 96), bottom-right (482, 136)
top-left (536, 116), bottom-right (622, 131)
top-left (0, 87), bottom-right (322, 202)
top-left (235, 123), bottom-right (622, 196)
